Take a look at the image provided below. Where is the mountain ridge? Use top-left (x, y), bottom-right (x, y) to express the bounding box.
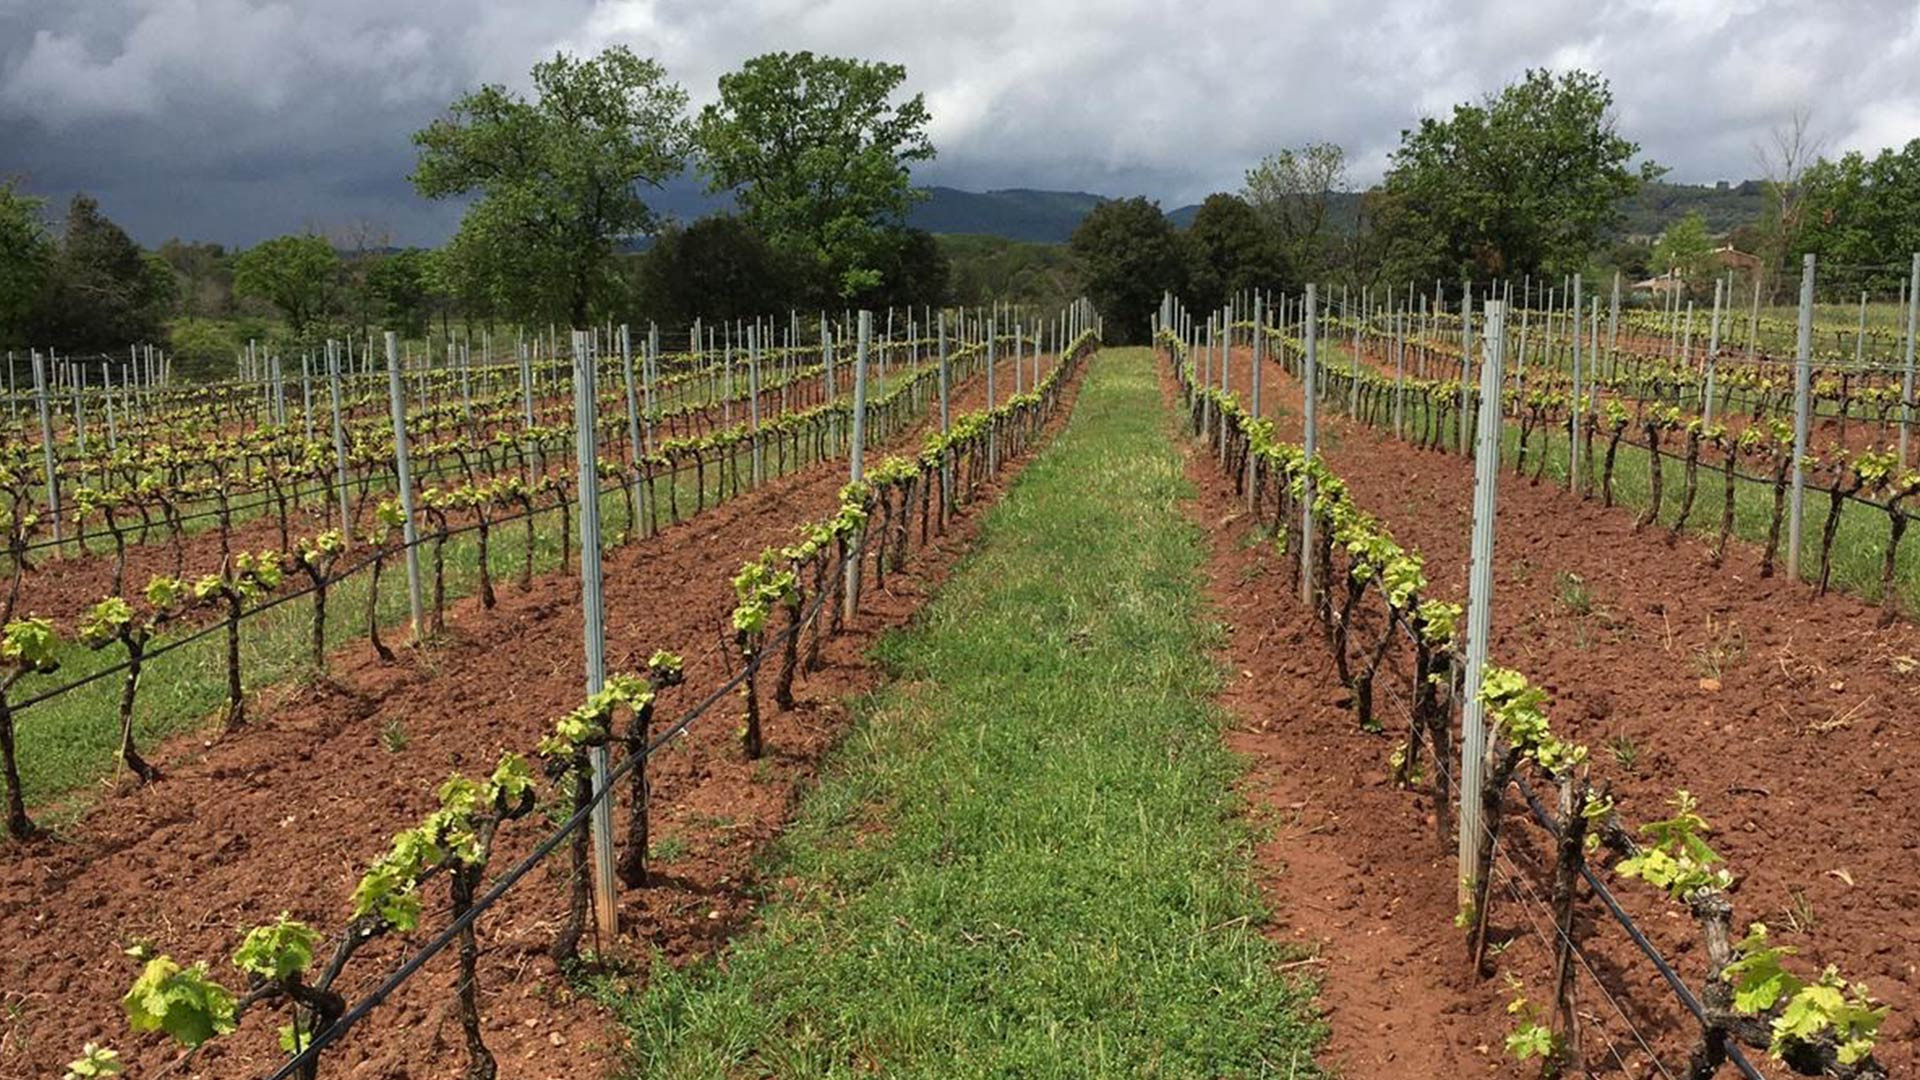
top-left (900, 180), bottom-right (1765, 245)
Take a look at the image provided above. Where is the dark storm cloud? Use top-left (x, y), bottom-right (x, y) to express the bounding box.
top-left (2, 0), bottom-right (1917, 247)
top-left (0, 0), bottom-right (597, 245)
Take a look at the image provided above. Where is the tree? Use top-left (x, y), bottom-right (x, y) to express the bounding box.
top-left (1652, 211), bottom-right (1714, 296)
top-left (0, 182), bottom-right (51, 348)
top-left (695, 52), bottom-right (934, 300)
top-left (1607, 237), bottom-right (1655, 281)
top-left (231, 234), bottom-right (342, 339)
top-left (426, 237), bottom-right (498, 339)
top-left (156, 239), bottom-right (233, 321)
top-left (848, 227), bottom-right (949, 311)
top-left (28, 194), bottom-right (173, 351)
top-left (364, 248), bottom-right (435, 338)
top-left (634, 214), bottom-right (799, 325)
top-left (1182, 193), bottom-right (1290, 312)
top-left (412, 46), bottom-right (689, 328)
top-left (1070, 197), bottom-right (1187, 345)
top-left (1336, 190), bottom-right (1393, 296)
top-left (1753, 106), bottom-right (1823, 301)
top-left (1242, 142), bottom-right (1347, 279)
top-left (333, 219), bottom-right (393, 339)
top-left (1796, 138), bottom-right (1920, 291)
top-left (166, 318), bottom-right (239, 380)
top-left (1377, 69), bottom-right (1655, 284)
top-left (940, 234), bottom-right (1083, 312)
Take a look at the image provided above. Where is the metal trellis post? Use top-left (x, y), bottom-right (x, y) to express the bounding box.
top-left (1459, 299), bottom-right (1508, 907)
top-left (1788, 255), bottom-right (1815, 582)
top-left (571, 330), bottom-right (620, 946)
top-left (384, 332), bottom-right (426, 641)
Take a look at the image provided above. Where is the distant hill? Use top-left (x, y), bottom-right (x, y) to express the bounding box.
top-left (909, 187), bottom-right (1109, 243)
top-left (910, 179), bottom-right (1765, 246)
top-left (632, 177), bottom-right (1764, 250)
top-left (1619, 179), bottom-right (1768, 239)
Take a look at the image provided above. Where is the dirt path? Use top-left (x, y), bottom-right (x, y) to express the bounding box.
top-left (0, 349), bottom-right (1077, 1080)
top-left (1167, 356), bottom-right (1526, 1078)
top-left (1195, 338), bottom-right (1920, 1073)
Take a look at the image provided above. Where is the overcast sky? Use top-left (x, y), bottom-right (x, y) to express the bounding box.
top-left (2, 0), bottom-right (1916, 248)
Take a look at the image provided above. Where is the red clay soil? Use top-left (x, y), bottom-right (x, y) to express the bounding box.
top-left (10, 503), bottom-right (333, 632)
top-left (1171, 360), bottom-right (1533, 1079)
top-left (1184, 459), bottom-right (1520, 1076)
top-left (0, 350), bottom-right (1076, 1080)
top-left (1199, 340), bottom-right (1920, 1075)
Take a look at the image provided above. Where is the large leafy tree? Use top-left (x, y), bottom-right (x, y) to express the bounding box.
top-left (1797, 139), bottom-right (1920, 290)
top-left (29, 194), bottom-right (174, 350)
top-left (156, 239), bottom-right (233, 321)
top-left (1377, 69), bottom-right (1656, 284)
top-left (426, 236), bottom-right (499, 339)
top-left (1070, 197), bottom-right (1187, 345)
top-left (0, 182), bottom-right (51, 348)
top-left (1182, 193), bottom-right (1290, 312)
top-left (695, 52), bottom-right (933, 301)
top-left (1652, 211), bottom-right (1715, 296)
top-left (848, 227), bottom-right (949, 311)
top-left (412, 46), bottom-right (689, 327)
top-left (1242, 142), bottom-right (1347, 280)
top-left (635, 214), bottom-right (800, 325)
top-left (364, 248), bottom-right (436, 338)
top-left (232, 233), bottom-right (343, 339)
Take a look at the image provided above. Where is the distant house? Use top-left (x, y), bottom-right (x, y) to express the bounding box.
top-left (1632, 270), bottom-right (1685, 296)
top-left (1635, 247), bottom-right (1763, 296)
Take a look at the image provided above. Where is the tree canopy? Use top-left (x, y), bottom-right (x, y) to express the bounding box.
top-left (412, 45), bottom-right (690, 327)
top-left (1377, 69), bottom-right (1656, 285)
top-left (941, 234), bottom-right (1083, 313)
top-left (1182, 193), bottom-right (1290, 312)
top-left (1070, 197), bottom-right (1186, 345)
top-left (1797, 138), bottom-right (1920, 290)
top-left (695, 51), bottom-right (933, 301)
top-left (1242, 142), bottom-right (1347, 280)
top-left (27, 194), bottom-right (174, 351)
top-left (364, 248), bottom-right (437, 339)
top-left (1652, 211), bottom-right (1714, 295)
top-left (635, 214), bottom-right (800, 326)
top-left (0, 182), bottom-right (51, 349)
top-left (232, 234), bottom-right (342, 338)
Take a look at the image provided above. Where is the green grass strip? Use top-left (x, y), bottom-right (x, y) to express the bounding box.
top-left (593, 347), bottom-right (1325, 1079)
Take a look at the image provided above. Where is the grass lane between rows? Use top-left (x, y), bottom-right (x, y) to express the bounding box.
top-left (593, 346), bottom-right (1325, 1078)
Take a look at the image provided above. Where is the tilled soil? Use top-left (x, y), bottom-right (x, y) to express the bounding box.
top-left (0, 352), bottom-right (1074, 1080)
top-left (1191, 342), bottom-right (1920, 1076)
top-left (1178, 433), bottom-right (1520, 1073)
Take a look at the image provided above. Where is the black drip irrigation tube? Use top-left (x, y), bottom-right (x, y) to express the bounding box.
top-left (1513, 773), bottom-right (1766, 1080)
